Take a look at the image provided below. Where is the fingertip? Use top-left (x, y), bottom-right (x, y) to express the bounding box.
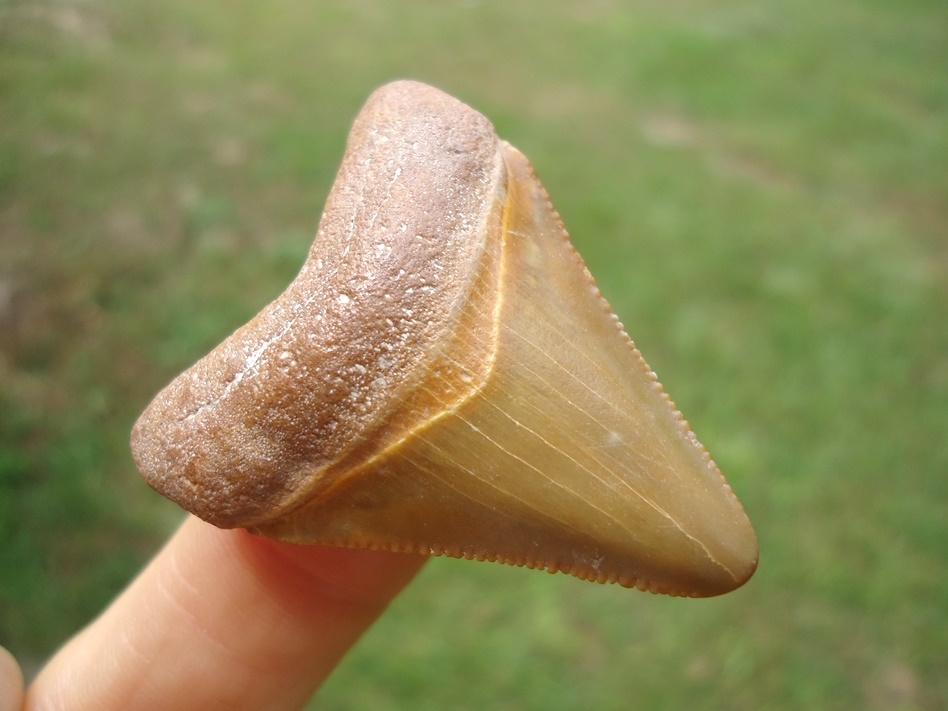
top-left (234, 527), bottom-right (428, 618)
top-left (0, 645), bottom-right (24, 711)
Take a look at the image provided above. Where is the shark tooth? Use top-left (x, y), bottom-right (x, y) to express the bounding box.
top-left (131, 80), bottom-right (758, 597)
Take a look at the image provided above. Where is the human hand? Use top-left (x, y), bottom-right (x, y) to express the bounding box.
top-left (2, 516), bottom-right (425, 710)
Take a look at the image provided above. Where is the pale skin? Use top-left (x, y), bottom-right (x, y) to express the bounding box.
top-left (1, 516), bottom-right (426, 710)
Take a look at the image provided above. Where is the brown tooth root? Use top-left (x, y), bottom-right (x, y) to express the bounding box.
top-left (131, 80), bottom-right (757, 597)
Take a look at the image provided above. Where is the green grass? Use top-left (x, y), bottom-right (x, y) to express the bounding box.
top-left (1, 0), bottom-right (946, 707)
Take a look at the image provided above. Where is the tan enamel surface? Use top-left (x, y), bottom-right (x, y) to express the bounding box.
top-left (253, 143), bottom-right (757, 596)
top-left (132, 80), bottom-right (757, 596)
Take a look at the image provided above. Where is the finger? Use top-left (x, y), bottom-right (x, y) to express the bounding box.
top-left (26, 516), bottom-right (426, 711)
top-left (0, 644), bottom-right (24, 711)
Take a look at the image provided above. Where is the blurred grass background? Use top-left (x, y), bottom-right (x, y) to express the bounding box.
top-left (1, 0), bottom-right (946, 708)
